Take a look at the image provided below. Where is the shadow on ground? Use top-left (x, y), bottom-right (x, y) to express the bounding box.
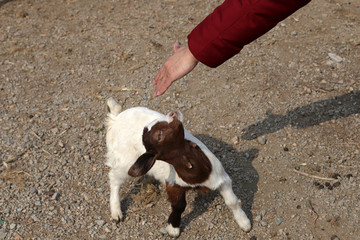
top-left (242, 90), bottom-right (360, 140)
top-left (0, 0), bottom-right (13, 8)
top-left (181, 134), bottom-right (259, 229)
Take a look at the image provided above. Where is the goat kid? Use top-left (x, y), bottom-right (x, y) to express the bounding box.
top-left (106, 98), bottom-right (251, 237)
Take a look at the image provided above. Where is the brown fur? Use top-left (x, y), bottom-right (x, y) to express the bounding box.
top-left (128, 114), bottom-right (214, 230)
top-left (137, 117), bottom-right (212, 184)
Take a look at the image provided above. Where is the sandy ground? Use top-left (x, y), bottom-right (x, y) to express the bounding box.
top-left (1, 0), bottom-right (360, 239)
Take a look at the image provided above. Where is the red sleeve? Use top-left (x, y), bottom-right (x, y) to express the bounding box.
top-left (187, 0), bottom-right (311, 68)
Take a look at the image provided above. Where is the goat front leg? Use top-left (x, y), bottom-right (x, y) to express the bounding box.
top-left (109, 169), bottom-right (127, 222)
top-left (219, 180), bottom-right (251, 232)
top-left (165, 183), bottom-right (188, 237)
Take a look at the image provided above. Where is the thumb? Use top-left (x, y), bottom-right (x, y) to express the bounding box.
top-left (173, 42), bottom-right (181, 53)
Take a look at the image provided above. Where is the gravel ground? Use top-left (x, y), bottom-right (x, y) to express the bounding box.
top-left (1, 0), bottom-right (359, 239)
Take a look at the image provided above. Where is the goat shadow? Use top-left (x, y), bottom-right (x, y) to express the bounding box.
top-left (119, 135), bottom-right (259, 229)
top-left (242, 90), bottom-right (360, 140)
top-left (0, 0), bottom-right (13, 8)
top-left (181, 134), bottom-right (259, 230)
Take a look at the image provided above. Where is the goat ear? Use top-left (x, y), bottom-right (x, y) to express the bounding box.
top-left (128, 152), bottom-right (157, 177)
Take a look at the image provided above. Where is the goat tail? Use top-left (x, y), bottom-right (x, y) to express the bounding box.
top-left (107, 97), bottom-right (122, 116)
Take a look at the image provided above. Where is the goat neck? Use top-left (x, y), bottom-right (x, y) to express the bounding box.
top-left (162, 140), bottom-right (212, 185)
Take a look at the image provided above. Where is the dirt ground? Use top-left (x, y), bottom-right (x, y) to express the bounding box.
top-left (1, 0), bottom-right (359, 239)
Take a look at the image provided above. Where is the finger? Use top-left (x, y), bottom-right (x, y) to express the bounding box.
top-left (154, 70), bottom-right (161, 85)
top-left (154, 77), bottom-right (171, 97)
top-left (154, 66), bottom-right (165, 85)
top-left (173, 42), bottom-right (181, 53)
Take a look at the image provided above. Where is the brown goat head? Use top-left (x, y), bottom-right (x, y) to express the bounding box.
top-left (128, 111), bottom-right (212, 184)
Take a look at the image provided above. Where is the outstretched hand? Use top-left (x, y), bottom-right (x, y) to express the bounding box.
top-left (154, 42), bottom-right (198, 97)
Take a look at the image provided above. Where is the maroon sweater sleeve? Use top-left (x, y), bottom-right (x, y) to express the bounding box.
top-left (187, 0), bottom-right (311, 68)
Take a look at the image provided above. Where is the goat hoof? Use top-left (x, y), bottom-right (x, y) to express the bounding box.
top-left (166, 224), bottom-right (180, 238)
top-left (240, 221), bottom-right (251, 232)
top-left (111, 213), bottom-right (123, 224)
top-left (112, 217), bottom-right (121, 224)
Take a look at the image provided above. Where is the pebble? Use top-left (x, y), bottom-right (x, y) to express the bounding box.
top-left (30, 188), bottom-right (38, 194)
top-left (275, 217), bottom-right (283, 226)
top-left (326, 60), bottom-right (334, 65)
top-left (260, 221), bottom-right (268, 227)
top-left (291, 31), bottom-right (297, 36)
top-left (231, 136), bottom-right (239, 145)
top-left (331, 235), bottom-right (340, 240)
top-left (82, 193), bottom-right (90, 201)
top-left (31, 215), bottom-right (40, 222)
top-left (257, 136), bottom-right (267, 145)
top-left (34, 201), bottom-right (42, 206)
top-left (260, 209), bottom-right (267, 217)
top-left (328, 53), bottom-right (343, 63)
top-left (254, 215), bottom-right (262, 222)
top-left (52, 192), bottom-right (61, 201)
top-left (9, 223), bottom-right (17, 230)
top-left (96, 220), bottom-right (105, 227)
top-left (159, 227), bottom-right (167, 234)
top-left (0, 230), bottom-right (7, 239)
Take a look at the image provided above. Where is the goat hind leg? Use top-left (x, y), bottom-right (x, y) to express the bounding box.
top-left (109, 169), bottom-right (127, 222)
top-left (219, 181), bottom-right (251, 232)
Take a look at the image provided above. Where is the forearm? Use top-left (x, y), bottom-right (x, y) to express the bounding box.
top-left (187, 0), bottom-right (311, 68)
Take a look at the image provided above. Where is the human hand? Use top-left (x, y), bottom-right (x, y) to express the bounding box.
top-left (154, 42), bottom-right (198, 97)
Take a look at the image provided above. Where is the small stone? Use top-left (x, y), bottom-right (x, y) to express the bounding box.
top-left (82, 193), bottom-right (90, 201)
top-left (275, 217), bottom-right (283, 225)
top-left (328, 53), bottom-right (343, 63)
top-left (9, 223), bottom-right (17, 230)
top-left (260, 209), bottom-right (266, 217)
top-left (52, 192), bottom-right (61, 201)
top-left (96, 220), bottom-right (105, 227)
top-left (160, 227), bottom-right (167, 234)
top-left (0, 229), bottom-right (7, 239)
top-left (291, 31), bottom-right (297, 36)
top-left (34, 201), bottom-right (42, 206)
top-left (254, 215), bottom-right (262, 222)
top-left (31, 215), bottom-right (40, 222)
top-left (257, 136), bottom-right (267, 145)
top-left (260, 221), bottom-right (268, 227)
top-left (58, 141), bottom-right (65, 148)
top-left (326, 60), bottom-right (334, 66)
top-left (231, 136), bottom-right (239, 145)
top-left (17, 10), bottom-right (29, 18)
top-left (345, 174), bottom-right (353, 179)
top-left (51, 127), bottom-right (59, 134)
top-left (30, 188), bottom-right (38, 194)
top-left (331, 235), bottom-right (340, 240)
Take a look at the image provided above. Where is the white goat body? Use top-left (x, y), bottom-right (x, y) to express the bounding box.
top-left (105, 98), bottom-right (251, 237)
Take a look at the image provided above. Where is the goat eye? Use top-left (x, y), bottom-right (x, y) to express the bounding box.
top-left (157, 131), bottom-right (162, 141)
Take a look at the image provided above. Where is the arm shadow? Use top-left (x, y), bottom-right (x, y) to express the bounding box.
top-left (241, 90), bottom-right (360, 140)
top-left (0, 0), bottom-right (13, 8)
top-left (181, 134), bottom-right (259, 229)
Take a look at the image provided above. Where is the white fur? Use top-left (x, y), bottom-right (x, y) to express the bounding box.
top-left (105, 98), bottom-right (251, 235)
top-left (166, 224), bottom-right (180, 237)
